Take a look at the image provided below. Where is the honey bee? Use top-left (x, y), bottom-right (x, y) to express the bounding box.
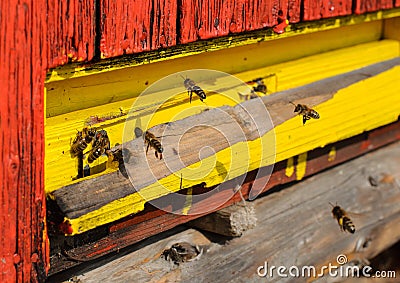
top-left (143, 131), bottom-right (163, 159)
top-left (70, 127), bottom-right (97, 158)
top-left (251, 78), bottom-right (267, 94)
top-left (82, 127), bottom-right (97, 143)
top-left (290, 102), bottom-right (320, 125)
top-left (330, 202), bottom-right (355, 234)
top-left (106, 143), bottom-right (130, 178)
top-left (181, 75), bottom-right (206, 103)
top-left (87, 132), bottom-right (110, 163)
top-left (70, 131), bottom-right (87, 158)
top-left (161, 242), bottom-right (203, 264)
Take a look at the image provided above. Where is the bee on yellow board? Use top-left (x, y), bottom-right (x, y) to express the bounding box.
top-left (181, 75), bottom-right (206, 103)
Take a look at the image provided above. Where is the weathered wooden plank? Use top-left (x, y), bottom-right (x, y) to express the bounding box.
top-left (55, 141), bottom-right (400, 283)
top-left (188, 203), bottom-right (257, 237)
top-left (303, 0), bottom-right (353, 20)
top-left (100, 0), bottom-right (177, 58)
top-left (0, 1), bottom-right (48, 282)
top-left (47, 0), bottom-right (95, 67)
top-left (354, 0), bottom-right (394, 14)
top-left (47, 120), bottom-right (400, 274)
top-left (178, 0), bottom-right (301, 44)
top-left (49, 58), bottom-right (400, 233)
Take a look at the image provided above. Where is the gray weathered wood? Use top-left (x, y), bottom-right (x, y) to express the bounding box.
top-left (63, 141), bottom-right (400, 283)
top-left (188, 202), bottom-right (257, 237)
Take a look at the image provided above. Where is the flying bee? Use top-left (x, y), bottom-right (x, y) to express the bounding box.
top-left (181, 75), bottom-right (206, 103)
top-left (70, 131), bottom-right (87, 158)
top-left (330, 202), bottom-right (355, 234)
top-left (143, 131), bottom-right (163, 160)
top-left (290, 102), bottom-right (320, 125)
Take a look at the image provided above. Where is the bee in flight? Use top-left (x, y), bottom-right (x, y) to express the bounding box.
top-left (330, 202), bottom-right (355, 234)
top-left (290, 102), bottom-right (320, 125)
top-left (181, 75), bottom-right (206, 103)
top-left (143, 131), bottom-right (163, 160)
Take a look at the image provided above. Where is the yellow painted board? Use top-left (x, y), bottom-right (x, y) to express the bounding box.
top-left (45, 40), bottom-right (400, 194)
top-left (46, 20), bottom-right (387, 117)
top-left (64, 65), bottom-right (400, 235)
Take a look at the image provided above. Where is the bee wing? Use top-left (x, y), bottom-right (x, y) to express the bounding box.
top-left (346, 211), bottom-right (364, 219)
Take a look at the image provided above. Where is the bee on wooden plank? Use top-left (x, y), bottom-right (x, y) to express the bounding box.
top-left (161, 242), bottom-right (203, 264)
top-left (290, 102), bottom-right (320, 125)
top-left (181, 75), bottom-right (206, 103)
top-left (330, 202), bottom-right (355, 234)
top-left (143, 131), bottom-right (163, 160)
top-left (106, 143), bottom-right (130, 178)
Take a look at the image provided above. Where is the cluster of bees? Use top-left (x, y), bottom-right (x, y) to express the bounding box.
top-left (70, 127), bottom-right (111, 163)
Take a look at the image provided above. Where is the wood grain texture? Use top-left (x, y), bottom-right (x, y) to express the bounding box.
top-left (64, 141), bottom-right (400, 283)
top-left (0, 1), bottom-right (48, 282)
top-left (47, 0), bottom-right (95, 67)
top-left (302, 0), bottom-right (353, 20)
top-left (178, 0), bottom-right (301, 44)
top-left (100, 0), bottom-right (177, 58)
top-left (354, 0), bottom-right (394, 14)
top-left (188, 203), bottom-right (257, 237)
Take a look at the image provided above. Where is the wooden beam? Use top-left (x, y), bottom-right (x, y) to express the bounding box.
top-left (50, 140), bottom-right (400, 282)
top-left (48, 119), bottom-right (400, 274)
top-left (0, 1), bottom-right (48, 281)
top-left (188, 203), bottom-right (257, 237)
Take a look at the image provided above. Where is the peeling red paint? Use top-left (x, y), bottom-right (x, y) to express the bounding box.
top-left (46, 0), bottom-right (95, 67)
top-left (100, 0), bottom-right (177, 58)
top-left (354, 0), bottom-right (393, 14)
top-left (179, 0), bottom-right (301, 44)
top-left (303, 0), bottom-right (353, 20)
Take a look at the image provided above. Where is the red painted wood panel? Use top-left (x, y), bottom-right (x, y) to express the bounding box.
top-left (396, 0), bottom-right (400, 7)
top-left (100, 0), bottom-right (177, 58)
top-left (179, 0), bottom-right (301, 44)
top-left (303, 0), bottom-right (353, 21)
top-left (0, 1), bottom-right (48, 282)
top-left (354, 0), bottom-right (393, 14)
top-left (46, 0), bottom-right (96, 67)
